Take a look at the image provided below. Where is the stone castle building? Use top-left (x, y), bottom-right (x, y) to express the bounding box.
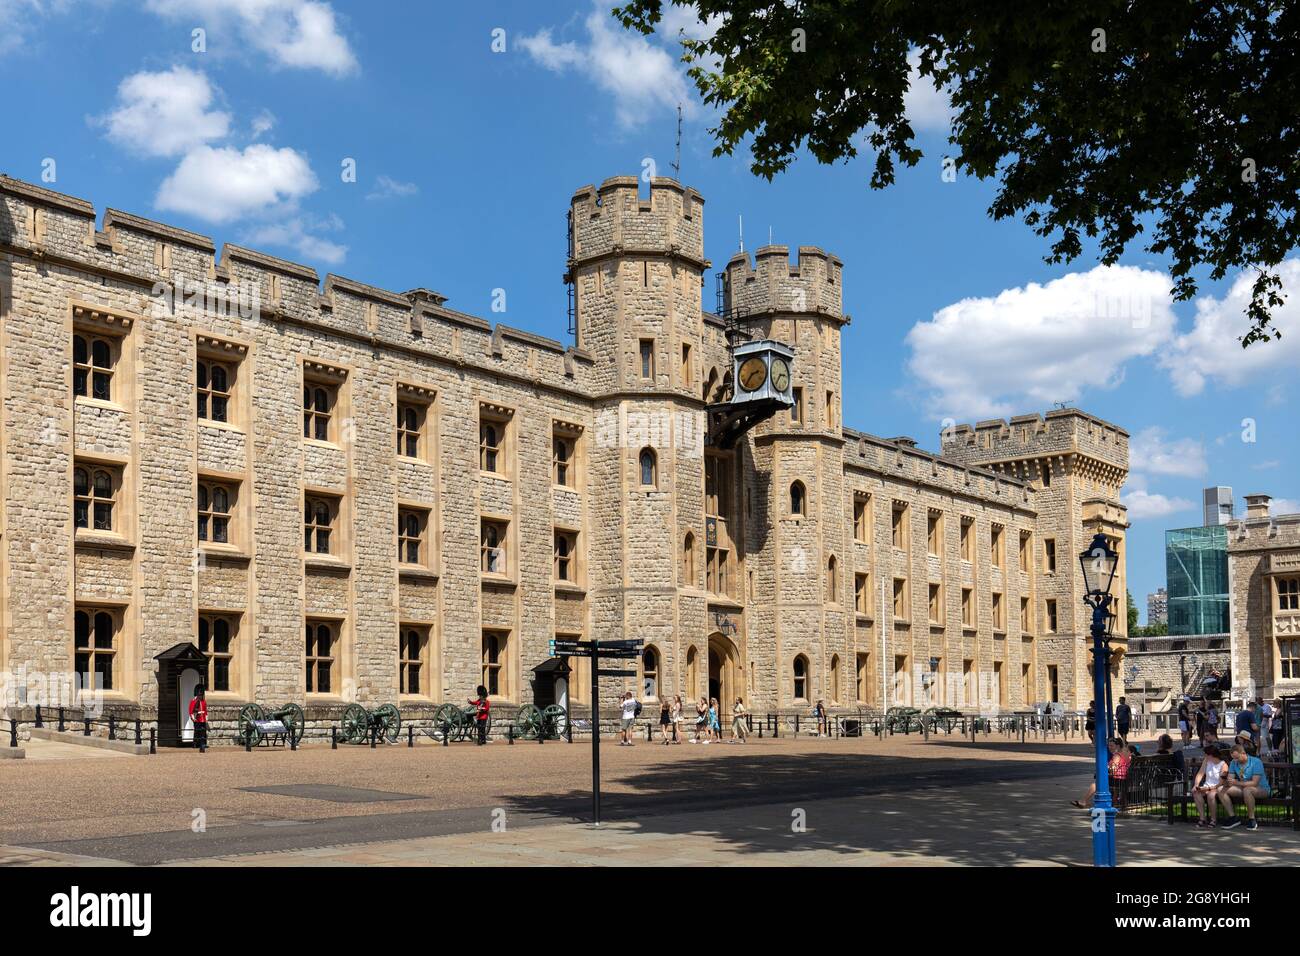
top-left (1227, 494), bottom-right (1300, 701)
top-left (0, 172), bottom-right (1130, 736)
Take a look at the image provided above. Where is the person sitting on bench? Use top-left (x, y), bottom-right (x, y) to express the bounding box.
top-left (1219, 743), bottom-right (1270, 831)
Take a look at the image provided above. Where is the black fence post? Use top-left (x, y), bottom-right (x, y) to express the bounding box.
top-left (108, 715), bottom-right (116, 741)
top-left (58, 707), bottom-right (66, 733)
top-left (443, 725), bottom-right (449, 746)
top-left (245, 728), bottom-right (252, 752)
top-left (8, 720), bottom-right (17, 748)
top-left (149, 727), bottom-right (156, 755)
top-left (370, 724), bottom-right (377, 749)
top-left (645, 722), bottom-right (651, 743)
top-left (331, 725), bottom-right (338, 750)
top-left (507, 723), bottom-right (514, 745)
top-left (408, 725), bottom-right (414, 748)
top-left (134, 719), bottom-right (142, 746)
top-left (34, 704), bottom-right (43, 728)
top-left (84, 717), bottom-right (91, 737)
top-left (567, 717), bottom-right (573, 743)
top-left (290, 728), bottom-right (297, 751)
top-left (774, 714), bottom-right (779, 739)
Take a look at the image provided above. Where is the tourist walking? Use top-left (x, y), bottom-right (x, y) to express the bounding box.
top-left (658, 699), bottom-right (672, 744)
top-left (1115, 696), bottom-right (1131, 744)
top-left (709, 697), bottom-right (722, 741)
top-left (732, 697), bottom-right (748, 742)
top-left (693, 697), bottom-right (708, 743)
top-left (1269, 699), bottom-right (1285, 754)
top-left (1085, 700), bottom-right (1096, 743)
top-left (619, 691), bottom-right (638, 746)
top-left (671, 695), bottom-right (684, 743)
top-left (1177, 696), bottom-right (1191, 745)
top-left (1192, 744), bottom-right (1228, 828)
top-left (814, 699), bottom-right (828, 737)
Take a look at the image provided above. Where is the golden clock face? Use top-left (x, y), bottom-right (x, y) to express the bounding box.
top-left (738, 357), bottom-right (768, 392)
top-left (770, 358), bottom-right (791, 392)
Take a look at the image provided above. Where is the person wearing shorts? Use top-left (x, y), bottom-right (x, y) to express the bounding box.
top-left (619, 691), bottom-right (637, 746)
top-left (1177, 696), bottom-right (1191, 745)
top-left (658, 699), bottom-right (672, 744)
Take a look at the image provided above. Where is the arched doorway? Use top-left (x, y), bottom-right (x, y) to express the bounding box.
top-left (707, 632), bottom-right (740, 709)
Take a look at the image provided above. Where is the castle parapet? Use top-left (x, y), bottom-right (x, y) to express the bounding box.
top-left (568, 176), bottom-right (704, 269)
top-left (723, 245), bottom-right (845, 321)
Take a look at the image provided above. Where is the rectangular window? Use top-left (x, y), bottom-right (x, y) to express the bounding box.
top-left (302, 378), bottom-right (338, 442)
top-left (396, 401), bottom-right (425, 458)
top-left (639, 339), bottom-right (655, 379)
top-left (482, 629), bottom-right (510, 698)
top-left (856, 653), bottom-right (871, 704)
top-left (197, 356), bottom-right (234, 423)
top-left (72, 331), bottom-right (119, 402)
top-left (928, 583), bottom-right (942, 623)
top-left (855, 572), bottom-right (870, 615)
top-left (198, 613), bottom-right (237, 692)
top-left (825, 390), bottom-right (835, 427)
top-left (1046, 599), bottom-right (1058, 633)
top-left (927, 511), bottom-right (942, 555)
top-left (398, 508), bottom-right (428, 565)
top-left (991, 525), bottom-right (1004, 568)
top-left (1280, 638), bottom-right (1300, 680)
top-left (74, 605), bottom-right (119, 692)
top-left (1044, 538), bottom-right (1057, 573)
top-left (479, 413), bottom-right (508, 473)
top-left (74, 462), bottom-right (120, 533)
top-left (198, 479), bottom-right (237, 546)
top-left (891, 502), bottom-right (908, 549)
top-left (992, 592), bottom-right (1005, 630)
top-left (305, 619), bottom-right (336, 694)
top-left (1278, 578), bottom-right (1300, 611)
top-left (681, 343), bottom-right (692, 385)
top-left (554, 529), bottom-right (578, 582)
top-left (853, 496), bottom-right (870, 542)
top-left (303, 494), bottom-right (339, 555)
top-left (1019, 532), bottom-right (1031, 572)
top-left (707, 546), bottom-right (730, 596)
top-left (791, 387), bottom-right (803, 424)
top-left (399, 625), bottom-right (430, 696)
top-left (962, 587), bottom-right (974, 627)
top-left (552, 425), bottom-right (580, 487)
top-left (960, 517), bottom-right (974, 561)
top-left (1047, 664), bottom-right (1059, 702)
top-left (481, 518), bottom-right (509, 575)
top-left (1021, 597), bottom-right (1031, 633)
top-left (893, 578), bottom-right (908, 620)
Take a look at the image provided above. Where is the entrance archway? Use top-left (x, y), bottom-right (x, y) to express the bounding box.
top-left (707, 632), bottom-right (740, 710)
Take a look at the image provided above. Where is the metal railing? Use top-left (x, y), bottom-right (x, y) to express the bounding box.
top-left (4, 705), bottom-right (158, 754)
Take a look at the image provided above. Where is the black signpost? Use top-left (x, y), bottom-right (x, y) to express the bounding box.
top-left (550, 636), bottom-right (643, 825)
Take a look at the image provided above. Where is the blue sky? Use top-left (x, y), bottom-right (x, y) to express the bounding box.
top-left (3, 0), bottom-right (1298, 620)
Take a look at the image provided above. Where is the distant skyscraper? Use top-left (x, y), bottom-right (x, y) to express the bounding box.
top-left (1146, 587), bottom-right (1168, 626)
top-left (1203, 486), bottom-right (1233, 526)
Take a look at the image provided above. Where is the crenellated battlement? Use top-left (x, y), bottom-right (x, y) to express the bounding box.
top-left (723, 244), bottom-right (845, 321)
top-left (0, 174), bottom-right (593, 393)
top-left (941, 405), bottom-right (1133, 478)
top-left (568, 175), bottom-right (705, 269)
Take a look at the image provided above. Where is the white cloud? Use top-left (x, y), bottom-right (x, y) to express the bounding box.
top-left (95, 66), bottom-right (231, 158)
top-left (250, 110), bottom-right (276, 139)
top-left (1159, 259), bottom-right (1300, 396)
top-left (1271, 498), bottom-right (1300, 516)
top-left (155, 144), bottom-right (318, 223)
top-left (520, 4), bottom-right (694, 127)
top-left (905, 264), bottom-right (1176, 420)
top-left (1122, 487), bottom-right (1195, 521)
top-left (242, 213), bottom-right (346, 266)
top-left (903, 51), bottom-right (953, 133)
top-left (366, 175), bottom-right (419, 201)
top-left (143, 0), bottom-right (358, 76)
top-left (1128, 426), bottom-right (1207, 478)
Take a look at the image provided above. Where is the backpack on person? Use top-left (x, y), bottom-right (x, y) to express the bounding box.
top-left (634, 700), bottom-right (643, 717)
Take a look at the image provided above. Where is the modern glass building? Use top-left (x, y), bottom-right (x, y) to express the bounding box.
top-left (1165, 525), bottom-right (1230, 635)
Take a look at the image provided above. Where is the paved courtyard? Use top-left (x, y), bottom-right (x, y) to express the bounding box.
top-left (2, 730), bottom-right (1296, 867)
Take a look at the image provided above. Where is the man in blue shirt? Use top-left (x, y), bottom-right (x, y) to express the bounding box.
top-left (1234, 702), bottom-right (1260, 747)
top-left (1220, 743), bottom-right (1270, 831)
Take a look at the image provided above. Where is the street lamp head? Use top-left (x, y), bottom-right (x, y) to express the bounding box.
top-left (1079, 532), bottom-right (1119, 604)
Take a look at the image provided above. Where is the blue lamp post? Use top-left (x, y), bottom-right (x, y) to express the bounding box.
top-left (1079, 531), bottom-right (1120, 867)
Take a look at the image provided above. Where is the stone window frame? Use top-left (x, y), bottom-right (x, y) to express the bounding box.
top-left (1276, 576), bottom-right (1299, 612)
top-left (680, 342), bottom-right (693, 388)
top-left (892, 654), bottom-right (912, 706)
top-left (638, 337), bottom-right (655, 380)
top-left (928, 582), bottom-right (943, 624)
top-left (1278, 636), bottom-right (1299, 681)
top-left (853, 493), bottom-right (871, 542)
top-left (640, 645), bottom-right (660, 701)
top-left (74, 604), bottom-right (122, 693)
top-left (992, 591), bottom-right (1006, 632)
top-left (792, 654), bottom-right (810, 702)
top-left (682, 531), bottom-right (697, 587)
top-left (855, 571), bottom-right (871, 617)
top-left (74, 462), bottom-right (118, 533)
top-left (893, 577), bottom-right (909, 622)
top-left (73, 454), bottom-right (133, 549)
top-left (303, 490), bottom-right (342, 557)
top-left (1019, 530), bottom-right (1033, 572)
top-left (706, 542), bottom-right (730, 597)
top-left (481, 628), bottom-right (513, 701)
top-left (396, 382), bottom-right (436, 464)
top-left (552, 419), bottom-right (583, 489)
top-left (302, 360), bottom-right (348, 446)
top-left (197, 611), bottom-right (239, 695)
top-left (399, 623), bottom-right (433, 698)
top-left (553, 526), bottom-right (580, 586)
top-left (926, 509), bottom-right (943, 556)
top-left (305, 617), bottom-right (340, 696)
top-left (70, 304), bottom-right (134, 409)
top-left (1043, 537), bottom-right (1058, 574)
top-left (829, 653), bottom-right (841, 704)
top-left (638, 447), bottom-right (658, 489)
top-left (824, 390), bottom-right (835, 429)
top-left (961, 587), bottom-right (974, 629)
top-left (195, 334), bottom-right (249, 430)
top-left (891, 501), bottom-right (909, 550)
top-left (1045, 598), bottom-right (1059, 633)
top-left (825, 554), bottom-right (839, 604)
top-left (789, 480), bottom-right (807, 518)
top-left (991, 523), bottom-right (1005, 569)
top-left (397, 505), bottom-right (431, 567)
top-left (197, 476), bottom-right (239, 549)
top-left (855, 652), bottom-right (872, 705)
top-left (790, 386), bottom-right (804, 425)
top-left (480, 515), bottom-right (512, 579)
top-left (1020, 596), bottom-right (1033, 635)
top-left (560, 630), bottom-right (589, 705)
top-left (478, 402), bottom-right (514, 478)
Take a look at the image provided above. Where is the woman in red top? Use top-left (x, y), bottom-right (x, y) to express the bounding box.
top-left (1072, 738), bottom-right (1126, 808)
top-left (188, 685), bottom-right (208, 753)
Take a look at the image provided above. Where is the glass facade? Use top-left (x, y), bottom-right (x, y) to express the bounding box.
top-left (1165, 525), bottom-right (1229, 635)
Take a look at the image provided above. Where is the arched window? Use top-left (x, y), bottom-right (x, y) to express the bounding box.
top-left (790, 480), bottom-right (806, 517)
top-left (400, 626), bottom-right (427, 695)
top-left (398, 510), bottom-right (423, 564)
top-left (304, 497), bottom-right (334, 553)
top-left (683, 532), bottom-right (696, 585)
top-left (73, 333), bottom-right (115, 400)
top-left (197, 360), bottom-right (231, 422)
top-left (198, 481), bottom-right (232, 544)
top-left (793, 655), bottom-right (809, 701)
top-left (479, 422), bottom-right (499, 472)
top-left (642, 646), bottom-right (659, 699)
top-left (639, 448), bottom-right (657, 488)
top-left (685, 645), bottom-right (698, 698)
top-left (74, 606), bottom-right (117, 691)
top-left (826, 555), bottom-right (838, 603)
top-left (703, 367), bottom-right (719, 403)
top-left (74, 466), bottom-right (116, 531)
top-left (305, 620), bottom-right (334, 693)
top-left (198, 613), bottom-right (236, 692)
top-left (829, 654), bottom-right (841, 704)
top-left (397, 403), bottom-right (421, 457)
top-left (303, 384), bottom-right (334, 441)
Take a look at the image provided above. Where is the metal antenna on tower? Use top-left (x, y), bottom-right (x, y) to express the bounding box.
top-left (738, 214), bottom-right (744, 252)
top-left (671, 103), bottom-right (683, 178)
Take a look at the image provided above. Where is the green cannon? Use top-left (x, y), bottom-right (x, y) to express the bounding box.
top-left (512, 703), bottom-right (569, 740)
top-left (238, 702), bottom-right (306, 747)
top-left (430, 703), bottom-right (488, 743)
top-left (884, 706), bottom-right (923, 734)
top-left (338, 703), bottom-right (401, 744)
top-left (921, 706), bottom-right (963, 733)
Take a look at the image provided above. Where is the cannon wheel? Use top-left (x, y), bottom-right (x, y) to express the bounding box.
top-left (340, 703), bottom-right (368, 744)
top-left (542, 704), bottom-right (568, 739)
top-left (238, 703), bottom-right (265, 747)
top-left (375, 703), bottom-right (401, 743)
top-left (515, 704), bottom-right (543, 740)
top-left (431, 703), bottom-right (460, 742)
top-left (279, 703), bottom-right (306, 745)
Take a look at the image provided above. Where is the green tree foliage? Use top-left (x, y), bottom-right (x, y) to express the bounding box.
top-left (616, 1), bottom-right (1300, 344)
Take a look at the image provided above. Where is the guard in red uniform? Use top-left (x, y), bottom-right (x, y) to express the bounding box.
top-left (188, 685), bottom-right (208, 753)
top-left (470, 685), bottom-right (490, 745)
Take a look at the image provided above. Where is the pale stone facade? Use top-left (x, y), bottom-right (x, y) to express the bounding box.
top-left (0, 173), bottom-right (1130, 733)
top-left (1227, 494), bottom-right (1300, 701)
